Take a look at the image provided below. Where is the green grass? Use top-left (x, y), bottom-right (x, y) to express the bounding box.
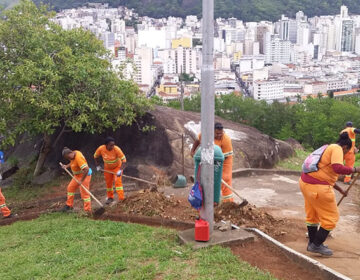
top-left (0, 214), bottom-right (275, 280)
top-left (275, 149), bottom-right (309, 171)
top-left (276, 149), bottom-right (360, 172)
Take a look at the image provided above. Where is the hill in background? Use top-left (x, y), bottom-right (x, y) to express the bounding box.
top-left (29, 0), bottom-right (360, 22)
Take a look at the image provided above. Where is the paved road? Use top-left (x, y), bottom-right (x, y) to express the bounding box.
top-left (232, 174), bottom-right (360, 280)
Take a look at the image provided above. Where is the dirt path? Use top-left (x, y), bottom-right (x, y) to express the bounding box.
top-left (232, 174), bottom-right (360, 280)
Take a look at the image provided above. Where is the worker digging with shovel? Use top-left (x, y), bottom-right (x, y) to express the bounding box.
top-left (60, 147), bottom-right (92, 214)
top-left (191, 122), bottom-right (235, 203)
top-left (300, 132), bottom-right (360, 256)
top-left (94, 137), bottom-right (126, 205)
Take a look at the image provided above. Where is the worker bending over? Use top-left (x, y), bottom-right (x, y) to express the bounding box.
top-left (94, 137), bottom-right (126, 204)
top-left (299, 132), bottom-right (360, 256)
top-left (60, 147), bottom-right (92, 212)
top-left (191, 122), bottom-right (234, 203)
top-left (340, 121), bottom-right (360, 184)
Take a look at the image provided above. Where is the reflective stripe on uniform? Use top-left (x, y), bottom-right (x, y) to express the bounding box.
top-left (67, 192), bottom-right (75, 196)
top-left (351, 138), bottom-right (356, 142)
top-left (73, 170), bottom-right (83, 175)
top-left (221, 194), bottom-right (233, 200)
top-left (104, 158), bottom-right (119, 164)
top-left (83, 198), bottom-right (91, 202)
top-left (306, 222), bottom-right (319, 227)
top-left (106, 188), bottom-right (113, 191)
top-left (121, 156), bottom-right (126, 161)
top-left (223, 151), bottom-right (233, 157)
top-left (115, 187), bottom-right (123, 191)
top-left (80, 164), bottom-right (88, 169)
top-left (0, 204), bottom-right (6, 208)
top-left (345, 175), bottom-right (351, 178)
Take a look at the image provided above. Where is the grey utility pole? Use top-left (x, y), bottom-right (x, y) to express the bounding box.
top-left (200, 0), bottom-right (215, 234)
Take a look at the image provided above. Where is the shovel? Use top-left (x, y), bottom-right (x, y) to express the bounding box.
top-left (221, 179), bottom-right (249, 207)
top-left (337, 172), bottom-right (360, 206)
top-left (60, 163), bottom-right (105, 217)
top-left (100, 168), bottom-right (157, 186)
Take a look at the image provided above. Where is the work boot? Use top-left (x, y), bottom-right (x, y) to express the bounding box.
top-left (314, 227), bottom-right (330, 246)
top-left (60, 205), bottom-right (73, 212)
top-left (105, 198), bottom-right (114, 205)
top-left (307, 243), bottom-right (333, 256)
top-left (307, 226), bottom-right (318, 244)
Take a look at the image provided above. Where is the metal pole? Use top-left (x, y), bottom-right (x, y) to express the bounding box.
top-left (182, 134), bottom-right (185, 175)
top-left (180, 82), bottom-right (184, 111)
top-left (200, 0), bottom-right (214, 235)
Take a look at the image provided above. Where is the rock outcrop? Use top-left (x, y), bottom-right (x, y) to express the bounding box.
top-left (2, 106), bottom-right (293, 184)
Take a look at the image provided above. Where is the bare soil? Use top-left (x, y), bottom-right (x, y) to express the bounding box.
top-left (232, 238), bottom-right (324, 280)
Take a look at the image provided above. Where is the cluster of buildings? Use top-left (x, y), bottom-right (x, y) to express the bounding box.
top-left (55, 4), bottom-right (360, 101)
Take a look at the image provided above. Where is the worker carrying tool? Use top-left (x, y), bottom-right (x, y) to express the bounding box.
top-left (299, 132), bottom-right (360, 256)
top-left (0, 188), bottom-right (13, 218)
top-left (340, 121), bottom-right (360, 184)
top-left (60, 147), bottom-right (92, 213)
top-left (94, 137), bottom-right (127, 204)
top-left (191, 122), bottom-right (234, 203)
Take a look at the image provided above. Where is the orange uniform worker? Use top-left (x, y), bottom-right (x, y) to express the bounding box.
top-left (60, 147), bottom-right (92, 212)
top-left (191, 122), bottom-right (234, 203)
top-left (94, 137), bottom-right (126, 204)
top-left (0, 188), bottom-right (12, 218)
top-left (299, 132), bottom-right (360, 256)
top-left (340, 121), bottom-right (360, 184)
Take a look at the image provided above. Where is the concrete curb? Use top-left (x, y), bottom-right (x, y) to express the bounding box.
top-left (233, 168), bottom-right (301, 177)
top-left (246, 228), bottom-right (352, 280)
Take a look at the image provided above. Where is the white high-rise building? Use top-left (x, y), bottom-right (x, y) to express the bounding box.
top-left (264, 33), bottom-right (292, 64)
top-left (279, 15), bottom-right (297, 43)
top-left (297, 23), bottom-right (310, 46)
top-left (334, 6), bottom-right (354, 52)
top-left (253, 79), bottom-right (284, 100)
top-left (355, 28), bottom-right (360, 55)
top-left (134, 47), bottom-right (154, 86)
top-left (175, 47), bottom-right (197, 74)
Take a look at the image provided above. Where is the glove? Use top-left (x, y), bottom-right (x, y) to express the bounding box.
top-left (116, 170), bottom-right (122, 177)
top-left (96, 166), bottom-right (101, 172)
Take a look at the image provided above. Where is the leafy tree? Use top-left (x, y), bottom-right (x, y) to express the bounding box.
top-left (0, 0), bottom-right (150, 176)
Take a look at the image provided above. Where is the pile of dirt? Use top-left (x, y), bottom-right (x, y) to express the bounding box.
top-left (214, 202), bottom-right (288, 236)
top-left (110, 189), bottom-right (198, 222)
top-left (109, 189), bottom-right (288, 237)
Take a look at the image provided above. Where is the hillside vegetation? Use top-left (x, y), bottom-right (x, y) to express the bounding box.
top-left (156, 93), bottom-right (360, 150)
top-left (31, 0), bottom-right (359, 21)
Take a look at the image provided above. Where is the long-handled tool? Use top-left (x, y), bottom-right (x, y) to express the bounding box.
top-left (60, 163), bottom-right (105, 217)
top-left (337, 172), bottom-right (360, 206)
top-left (100, 168), bottom-right (157, 186)
top-left (221, 179), bottom-right (248, 207)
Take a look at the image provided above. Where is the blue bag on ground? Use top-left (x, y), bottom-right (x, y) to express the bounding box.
top-left (188, 181), bottom-right (203, 210)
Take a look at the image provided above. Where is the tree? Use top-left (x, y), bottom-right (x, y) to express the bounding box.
top-left (0, 0), bottom-right (150, 176)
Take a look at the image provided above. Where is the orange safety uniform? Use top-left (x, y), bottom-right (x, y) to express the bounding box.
top-left (0, 188), bottom-right (11, 217)
top-left (67, 151), bottom-right (91, 212)
top-left (299, 144), bottom-right (344, 230)
top-left (198, 133), bottom-right (234, 202)
top-left (341, 127), bottom-right (357, 183)
top-left (94, 145), bottom-right (126, 200)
